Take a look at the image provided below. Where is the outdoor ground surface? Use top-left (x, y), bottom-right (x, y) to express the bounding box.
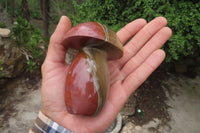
top-left (0, 66), bottom-right (200, 133)
top-left (122, 67), bottom-right (200, 133)
top-left (131, 65), bottom-right (170, 126)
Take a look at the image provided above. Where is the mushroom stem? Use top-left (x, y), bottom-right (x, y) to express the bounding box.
top-left (65, 47), bottom-right (109, 116)
top-left (82, 47), bottom-right (109, 115)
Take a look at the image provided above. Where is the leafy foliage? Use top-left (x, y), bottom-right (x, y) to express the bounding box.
top-left (28, 0), bottom-right (42, 19)
top-left (0, 22), bottom-right (6, 28)
top-left (11, 17), bottom-right (45, 71)
top-left (30, 9), bottom-right (41, 19)
top-left (71, 0), bottom-right (125, 31)
top-left (71, 0), bottom-right (200, 62)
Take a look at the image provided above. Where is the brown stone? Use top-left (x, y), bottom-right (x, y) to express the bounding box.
top-left (0, 28), bottom-right (11, 37)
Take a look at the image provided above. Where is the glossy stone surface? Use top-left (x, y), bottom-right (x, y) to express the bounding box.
top-left (62, 22), bottom-right (123, 60)
top-left (64, 22), bottom-right (123, 116)
top-left (65, 48), bottom-right (109, 115)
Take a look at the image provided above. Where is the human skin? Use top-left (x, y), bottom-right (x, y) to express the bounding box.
top-left (41, 16), bottom-right (172, 133)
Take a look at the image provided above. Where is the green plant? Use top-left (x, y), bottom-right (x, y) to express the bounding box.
top-left (11, 17), bottom-right (45, 71)
top-left (26, 60), bottom-right (38, 71)
top-left (71, 0), bottom-right (125, 31)
top-left (70, 0), bottom-right (200, 63)
top-left (0, 61), bottom-right (3, 71)
top-left (136, 108), bottom-right (145, 119)
top-left (28, 0), bottom-right (42, 19)
top-left (163, 1), bottom-right (200, 62)
top-left (30, 10), bottom-right (42, 19)
top-left (0, 22), bottom-right (6, 28)
top-left (12, 17), bottom-right (30, 46)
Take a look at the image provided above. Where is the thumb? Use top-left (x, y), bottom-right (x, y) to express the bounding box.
top-left (46, 16), bottom-right (72, 63)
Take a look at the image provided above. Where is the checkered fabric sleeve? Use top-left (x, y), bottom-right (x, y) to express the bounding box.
top-left (29, 111), bottom-right (72, 133)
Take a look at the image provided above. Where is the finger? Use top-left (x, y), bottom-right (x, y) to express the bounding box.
top-left (45, 16), bottom-right (72, 63)
top-left (117, 17), bottom-right (167, 67)
top-left (117, 18), bottom-right (147, 44)
top-left (122, 49), bottom-right (165, 95)
top-left (50, 16), bottom-right (72, 45)
top-left (121, 27), bottom-right (172, 77)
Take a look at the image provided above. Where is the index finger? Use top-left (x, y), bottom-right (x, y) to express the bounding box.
top-left (117, 19), bottom-right (147, 44)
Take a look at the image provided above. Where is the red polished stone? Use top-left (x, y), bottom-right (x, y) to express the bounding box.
top-left (65, 52), bottom-right (98, 115)
top-left (62, 22), bottom-right (105, 49)
top-left (62, 22), bottom-right (123, 60)
top-left (64, 22), bottom-right (123, 116)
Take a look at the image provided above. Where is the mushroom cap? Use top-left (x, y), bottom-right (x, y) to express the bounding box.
top-left (62, 22), bottom-right (123, 60)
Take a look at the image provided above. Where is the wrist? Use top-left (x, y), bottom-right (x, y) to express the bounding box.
top-left (29, 111), bottom-right (72, 133)
top-left (41, 107), bottom-right (57, 123)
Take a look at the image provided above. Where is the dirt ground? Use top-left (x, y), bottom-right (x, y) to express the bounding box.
top-left (131, 65), bottom-right (170, 126)
top-left (0, 66), bottom-right (200, 133)
top-left (0, 70), bottom-right (42, 132)
top-left (121, 65), bottom-right (200, 133)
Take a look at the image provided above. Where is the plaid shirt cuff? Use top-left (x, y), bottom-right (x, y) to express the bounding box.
top-left (29, 111), bottom-right (72, 133)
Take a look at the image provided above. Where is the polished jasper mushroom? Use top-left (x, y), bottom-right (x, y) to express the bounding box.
top-left (63, 22), bottom-right (123, 116)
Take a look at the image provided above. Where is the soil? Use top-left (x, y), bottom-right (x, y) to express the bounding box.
top-left (1, 63), bottom-right (200, 132)
top-left (0, 63), bottom-right (171, 129)
top-left (0, 69), bottom-right (41, 129)
top-left (129, 63), bottom-right (171, 126)
top-left (0, 63), bottom-right (171, 132)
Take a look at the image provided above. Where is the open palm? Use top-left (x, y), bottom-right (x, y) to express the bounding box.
top-left (41, 16), bottom-right (172, 133)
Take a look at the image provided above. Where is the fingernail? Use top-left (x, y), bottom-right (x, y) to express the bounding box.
top-left (58, 16), bottom-right (65, 23)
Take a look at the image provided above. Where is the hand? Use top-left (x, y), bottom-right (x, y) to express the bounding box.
top-left (41, 16), bottom-right (172, 133)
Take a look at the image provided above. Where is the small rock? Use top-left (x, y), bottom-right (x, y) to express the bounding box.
top-left (121, 122), bottom-right (143, 133)
top-left (135, 126), bottom-right (142, 131)
top-left (122, 115), bottom-right (128, 122)
top-left (0, 28), bottom-right (11, 37)
top-left (121, 122), bottom-right (134, 133)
